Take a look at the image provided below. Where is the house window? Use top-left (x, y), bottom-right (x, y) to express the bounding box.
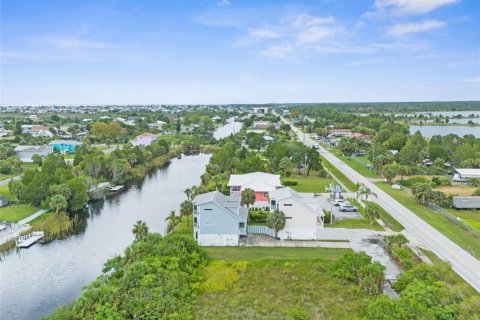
top-left (284, 203), bottom-right (293, 207)
top-left (204, 221), bottom-right (213, 225)
top-left (204, 208), bottom-right (213, 211)
top-left (263, 192), bottom-right (269, 198)
top-left (232, 186), bottom-right (241, 191)
top-left (239, 222), bottom-right (245, 228)
top-left (285, 217), bottom-right (293, 219)
top-left (193, 205), bottom-right (197, 211)
top-left (195, 231), bottom-right (198, 240)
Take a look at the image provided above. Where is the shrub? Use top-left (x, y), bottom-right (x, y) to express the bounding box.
top-left (249, 210), bottom-right (269, 223)
top-left (200, 260), bottom-right (242, 293)
top-left (283, 180), bottom-right (299, 186)
top-left (397, 177), bottom-right (430, 187)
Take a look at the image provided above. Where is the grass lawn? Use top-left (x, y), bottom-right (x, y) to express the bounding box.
top-left (283, 174), bottom-right (333, 193)
top-left (434, 185), bottom-right (476, 196)
top-left (0, 184), bottom-right (15, 201)
top-left (0, 162), bottom-right (40, 181)
top-left (329, 149), bottom-right (380, 179)
top-left (448, 209), bottom-right (480, 230)
top-left (0, 204), bottom-right (38, 222)
top-left (321, 155), bottom-right (356, 191)
top-left (195, 258), bottom-right (373, 320)
top-left (204, 246), bottom-right (350, 262)
top-left (377, 182), bottom-right (480, 258)
top-left (325, 218), bottom-right (384, 231)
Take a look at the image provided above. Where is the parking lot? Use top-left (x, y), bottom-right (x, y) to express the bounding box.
top-left (316, 193), bottom-right (362, 220)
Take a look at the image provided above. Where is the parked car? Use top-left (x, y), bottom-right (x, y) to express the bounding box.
top-left (339, 203), bottom-right (358, 212)
top-left (333, 199), bottom-right (349, 206)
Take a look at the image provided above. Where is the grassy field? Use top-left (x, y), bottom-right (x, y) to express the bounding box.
top-left (320, 156), bottom-right (356, 191)
top-left (195, 258), bottom-right (373, 320)
top-left (328, 148), bottom-right (380, 179)
top-left (377, 182), bottom-right (480, 258)
top-left (283, 174), bottom-right (333, 193)
top-left (0, 204), bottom-right (38, 222)
top-left (204, 246), bottom-right (349, 262)
top-left (448, 209), bottom-right (480, 230)
top-left (325, 218), bottom-right (384, 231)
top-left (434, 185), bottom-right (476, 196)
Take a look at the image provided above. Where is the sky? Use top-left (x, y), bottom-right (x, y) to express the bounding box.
top-left (1, 0), bottom-right (479, 105)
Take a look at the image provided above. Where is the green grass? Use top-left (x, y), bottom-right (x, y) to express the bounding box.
top-left (377, 182), bottom-right (480, 258)
top-left (204, 246), bottom-right (350, 262)
top-left (325, 218), bottom-right (384, 231)
top-left (321, 155), bottom-right (357, 191)
top-left (0, 204), bottom-right (38, 222)
top-left (0, 162), bottom-right (40, 181)
top-left (172, 216), bottom-right (193, 239)
top-left (195, 258), bottom-right (373, 320)
top-left (0, 184), bottom-right (15, 201)
top-left (447, 209), bottom-right (480, 230)
top-left (339, 155), bottom-right (380, 179)
top-left (283, 174), bottom-right (333, 193)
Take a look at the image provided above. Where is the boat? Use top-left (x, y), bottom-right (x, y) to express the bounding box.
top-left (109, 185), bottom-right (125, 192)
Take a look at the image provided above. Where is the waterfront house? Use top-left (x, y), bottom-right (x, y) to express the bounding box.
top-left (48, 140), bottom-right (83, 153)
top-left (0, 196), bottom-right (8, 207)
top-left (131, 133), bottom-right (157, 147)
top-left (269, 187), bottom-right (325, 240)
top-left (14, 145), bottom-right (52, 162)
top-left (193, 191), bottom-right (248, 246)
top-left (228, 172), bottom-right (282, 208)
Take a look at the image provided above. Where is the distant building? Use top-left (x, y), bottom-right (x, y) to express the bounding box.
top-left (269, 187), bottom-right (325, 239)
top-left (48, 140), bottom-right (83, 153)
top-left (228, 172), bottom-right (282, 208)
top-left (26, 126), bottom-right (53, 138)
top-left (452, 196), bottom-right (480, 209)
top-left (453, 168), bottom-right (480, 180)
top-left (193, 191), bottom-right (248, 246)
top-left (252, 107), bottom-right (268, 114)
top-left (14, 145), bottom-right (52, 162)
top-left (131, 133), bottom-right (157, 147)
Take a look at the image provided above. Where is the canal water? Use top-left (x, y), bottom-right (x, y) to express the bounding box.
top-left (0, 154), bottom-right (210, 320)
top-left (213, 117), bottom-right (243, 140)
top-left (410, 125), bottom-right (480, 138)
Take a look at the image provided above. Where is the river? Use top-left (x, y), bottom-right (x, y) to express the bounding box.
top-left (213, 117), bottom-right (243, 140)
top-left (0, 154), bottom-right (210, 320)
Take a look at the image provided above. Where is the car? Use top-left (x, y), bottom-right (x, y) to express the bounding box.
top-left (339, 204), bottom-right (358, 212)
top-left (333, 199), bottom-right (349, 206)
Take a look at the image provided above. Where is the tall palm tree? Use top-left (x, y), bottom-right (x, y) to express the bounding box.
top-left (180, 200), bottom-right (193, 226)
top-left (266, 210), bottom-right (286, 239)
top-left (365, 202), bottom-right (381, 225)
top-left (353, 182), bottom-right (361, 200)
top-left (241, 188), bottom-right (256, 208)
top-left (359, 185), bottom-right (377, 202)
top-left (49, 194), bottom-right (68, 214)
top-left (211, 175), bottom-right (223, 190)
top-left (165, 210), bottom-right (180, 233)
top-left (184, 188), bottom-right (192, 201)
top-left (132, 220), bottom-right (149, 241)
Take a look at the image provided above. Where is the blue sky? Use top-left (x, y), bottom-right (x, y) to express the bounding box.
top-left (1, 0), bottom-right (479, 105)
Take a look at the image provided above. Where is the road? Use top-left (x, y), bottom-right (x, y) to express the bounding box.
top-left (284, 117), bottom-right (480, 292)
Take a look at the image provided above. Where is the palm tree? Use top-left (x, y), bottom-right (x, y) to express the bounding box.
top-left (180, 200), bottom-right (193, 226)
top-left (184, 188), bottom-right (192, 201)
top-left (49, 194), bottom-right (67, 214)
top-left (211, 175), bottom-right (223, 190)
top-left (365, 202), bottom-right (381, 225)
top-left (279, 156), bottom-right (293, 176)
top-left (353, 182), bottom-right (361, 200)
top-left (165, 210), bottom-right (180, 233)
top-left (241, 188), bottom-right (256, 208)
top-left (132, 220), bottom-right (149, 241)
top-left (359, 185), bottom-right (377, 202)
top-left (266, 210), bottom-right (286, 239)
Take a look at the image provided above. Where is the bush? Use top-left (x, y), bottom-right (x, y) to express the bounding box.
top-left (249, 210), bottom-right (269, 223)
top-left (200, 260), bottom-right (244, 293)
top-left (283, 180), bottom-right (298, 186)
top-left (431, 176), bottom-right (451, 187)
top-left (397, 177), bottom-right (430, 187)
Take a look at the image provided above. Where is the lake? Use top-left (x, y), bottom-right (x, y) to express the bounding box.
top-left (0, 154), bottom-right (210, 320)
top-left (410, 125), bottom-right (480, 138)
top-left (213, 117), bottom-right (243, 140)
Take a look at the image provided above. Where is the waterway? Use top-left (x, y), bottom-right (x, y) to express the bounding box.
top-left (0, 154), bottom-right (210, 320)
top-left (213, 117), bottom-right (243, 140)
top-left (410, 125), bottom-right (480, 138)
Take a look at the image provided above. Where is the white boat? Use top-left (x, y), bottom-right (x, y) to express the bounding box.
top-left (109, 185), bottom-right (125, 192)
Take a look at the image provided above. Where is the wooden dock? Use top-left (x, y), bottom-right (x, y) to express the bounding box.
top-left (16, 231), bottom-right (45, 248)
top-left (109, 185), bottom-right (125, 192)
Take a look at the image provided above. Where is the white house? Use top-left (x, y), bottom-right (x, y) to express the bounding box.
top-left (131, 133), bottom-right (157, 147)
top-left (27, 126), bottom-right (53, 138)
top-left (193, 191), bottom-right (248, 246)
top-left (14, 145), bottom-right (52, 162)
top-left (228, 172), bottom-right (282, 208)
top-left (269, 187), bottom-right (325, 240)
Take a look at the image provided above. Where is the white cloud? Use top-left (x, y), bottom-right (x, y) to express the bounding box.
top-left (239, 13), bottom-right (346, 58)
top-left (464, 76), bottom-right (480, 84)
top-left (374, 0), bottom-right (458, 15)
top-left (387, 20), bottom-right (446, 35)
top-left (217, 0), bottom-right (231, 7)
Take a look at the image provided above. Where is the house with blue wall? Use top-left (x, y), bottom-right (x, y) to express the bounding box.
top-left (193, 191), bottom-right (248, 246)
top-left (48, 140), bottom-right (83, 153)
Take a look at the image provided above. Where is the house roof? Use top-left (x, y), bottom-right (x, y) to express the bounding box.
top-left (270, 187), bottom-right (324, 216)
top-left (193, 191), bottom-right (247, 221)
top-left (48, 140), bottom-right (83, 145)
top-left (454, 168), bottom-right (480, 178)
top-left (30, 125), bottom-right (49, 131)
top-left (136, 132), bottom-right (156, 138)
top-left (227, 172), bottom-right (282, 192)
top-left (14, 145), bottom-right (51, 152)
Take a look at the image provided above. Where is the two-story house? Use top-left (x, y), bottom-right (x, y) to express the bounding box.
top-left (227, 172), bottom-right (282, 209)
top-left (269, 187), bottom-right (325, 240)
top-left (193, 191), bottom-right (248, 246)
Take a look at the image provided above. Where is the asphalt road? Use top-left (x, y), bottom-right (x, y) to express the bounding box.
top-left (284, 118), bottom-right (480, 292)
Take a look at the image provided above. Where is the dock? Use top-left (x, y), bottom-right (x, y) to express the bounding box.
top-left (109, 185), bottom-right (125, 192)
top-left (16, 231), bottom-right (45, 248)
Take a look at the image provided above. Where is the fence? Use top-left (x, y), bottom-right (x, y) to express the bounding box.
top-left (427, 203), bottom-right (480, 240)
top-left (247, 225), bottom-right (276, 238)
